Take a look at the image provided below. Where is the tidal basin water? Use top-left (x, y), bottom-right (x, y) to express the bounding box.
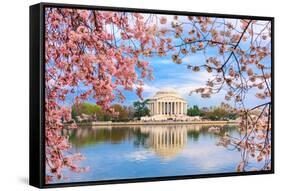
top-left (58, 124), bottom-right (258, 183)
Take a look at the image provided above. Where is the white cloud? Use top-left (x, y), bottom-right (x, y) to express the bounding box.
top-left (126, 150), bottom-right (155, 161)
top-left (180, 145), bottom-right (239, 171)
top-left (140, 70), bottom-right (228, 107)
top-left (151, 54), bottom-right (208, 66)
top-left (142, 84), bottom-right (161, 97)
top-left (143, 70), bottom-right (214, 96)
top-left (151, 59), bottom-right (172, 65)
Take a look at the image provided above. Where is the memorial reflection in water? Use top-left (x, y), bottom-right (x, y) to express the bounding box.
top-left (65, 124), bottom-right (223, 159)
top-left (141, 126), bottom-right (187, 159)
top-left (56, 124), bottom-right (257, 183)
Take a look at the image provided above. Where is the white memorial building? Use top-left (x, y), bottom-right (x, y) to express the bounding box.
top-left (142, 89), bottom-right (189, 121)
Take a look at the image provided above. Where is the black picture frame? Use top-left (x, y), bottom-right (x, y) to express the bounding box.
top-left (29, 2), bottom-right (274, 188)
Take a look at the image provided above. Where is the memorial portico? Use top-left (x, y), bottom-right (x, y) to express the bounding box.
top-left (147, 90), bottom-right (187, 120)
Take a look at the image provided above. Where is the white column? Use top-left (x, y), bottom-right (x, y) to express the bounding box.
top-left (177, 101), bottom-right (180, 114)
top-left (157, 102), bottom-right (159, 115)
top-left (154, 101), bottom-right (157, 115)
top-left (167, 101), bottom-right (170, 114)
top-left (156, 102), bottom-right (158, 115)
top-left (168, 102), bottom-right (170, 115)
top-left (160, 102), bottom-right (162, 115)
top-left (174, 102), bottom-right (177, 115)
top-left (159, 102), bottom-right (161, 115)
top-left (165, 102), bottom-right (167, 115)
top-left (154, 102), bottom-right (156, 115)
top-left (161, 102), bottom-right (163, 115)
top-left (162, 102), bottom-right (163, 115)
top-left (179, 102), bottom-right (181, 115)
top-left (167, 102), bottom-right (169, 115)
top-left (175, 101), bottom-right (178, 115)
top-left (153, 102), bottom-right (155, 115)
top-left (173, 102), bottom-right (175, 114)
top-left (166, 102), bottom-right (168, 115)
top-left (170, 102), bottom-right (172, 115)
top-left (162, 102), bottom-right (164, 115)
top-left (163, 102), bottom-right (165, 115)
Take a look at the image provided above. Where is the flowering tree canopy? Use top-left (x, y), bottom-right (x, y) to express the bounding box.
top-left (44, 8), bottom-right (172, 183)
top-left (45, 8), bottom-right (272, 183)
top-left (162, 16), bottom-right (271, 171)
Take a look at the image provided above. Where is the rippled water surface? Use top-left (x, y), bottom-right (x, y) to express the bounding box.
top-left (56, 124), bottom-right (259, 183)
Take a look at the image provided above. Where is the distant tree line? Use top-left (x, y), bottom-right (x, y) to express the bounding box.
top-left (187, 105), bottom-right (202, 116)
top-left (72, 101), bottom-right (238, 122)
top-left (71, 100), bottom-right (150, 122)
top-left (187, 103), bottom-right (239, 120)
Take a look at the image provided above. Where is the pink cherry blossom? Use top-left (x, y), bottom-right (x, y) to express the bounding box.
top-left (45, 8), bottom-right (169, 183)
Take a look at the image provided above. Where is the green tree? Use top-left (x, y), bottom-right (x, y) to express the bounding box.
top-left (111, 104), bottom-right (129, 122)
top-left (226, 113), bottom-right (239, 120)
top-left (133, 100), bottom-right (150, 120)
top-left (96, 111), bottom-right (112, 121)
top-left (187, 105), bottom-right (202, 116)
top-left (203, 107), bottom-right (228, 120)
top-left (211, 108), bottom-right (227, 120)
top-left (71, 102), bottom-right (101, 121)
top-left (71, 107), bottom-right (78, 122)
top-left (127, 106), bottom-right (135, 120)
top-left (72, 102), bottom-right (101, 115)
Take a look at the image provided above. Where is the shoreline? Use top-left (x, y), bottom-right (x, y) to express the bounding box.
top-left (74, 120), bottom-right (240, 127)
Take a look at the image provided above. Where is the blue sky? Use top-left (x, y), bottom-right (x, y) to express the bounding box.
top-left (120, 54), bottom-right (222, 107)
top-left (52, 14), bottom-right (271, 109)
top-left (112, 16), bottom-right (272, 109)
top-left (117, 53), bottom-right (269, 109)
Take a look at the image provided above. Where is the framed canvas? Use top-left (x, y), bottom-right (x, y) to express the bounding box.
top-left (29, 2), bottom-right (274, 188)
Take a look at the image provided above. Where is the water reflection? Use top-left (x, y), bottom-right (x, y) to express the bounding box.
top-left (142, 126), bottom-right (187, 159)
top-left (65, 124), bottom-right (237, 160)
top-left (57, 124), bottom-right (250, 183)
